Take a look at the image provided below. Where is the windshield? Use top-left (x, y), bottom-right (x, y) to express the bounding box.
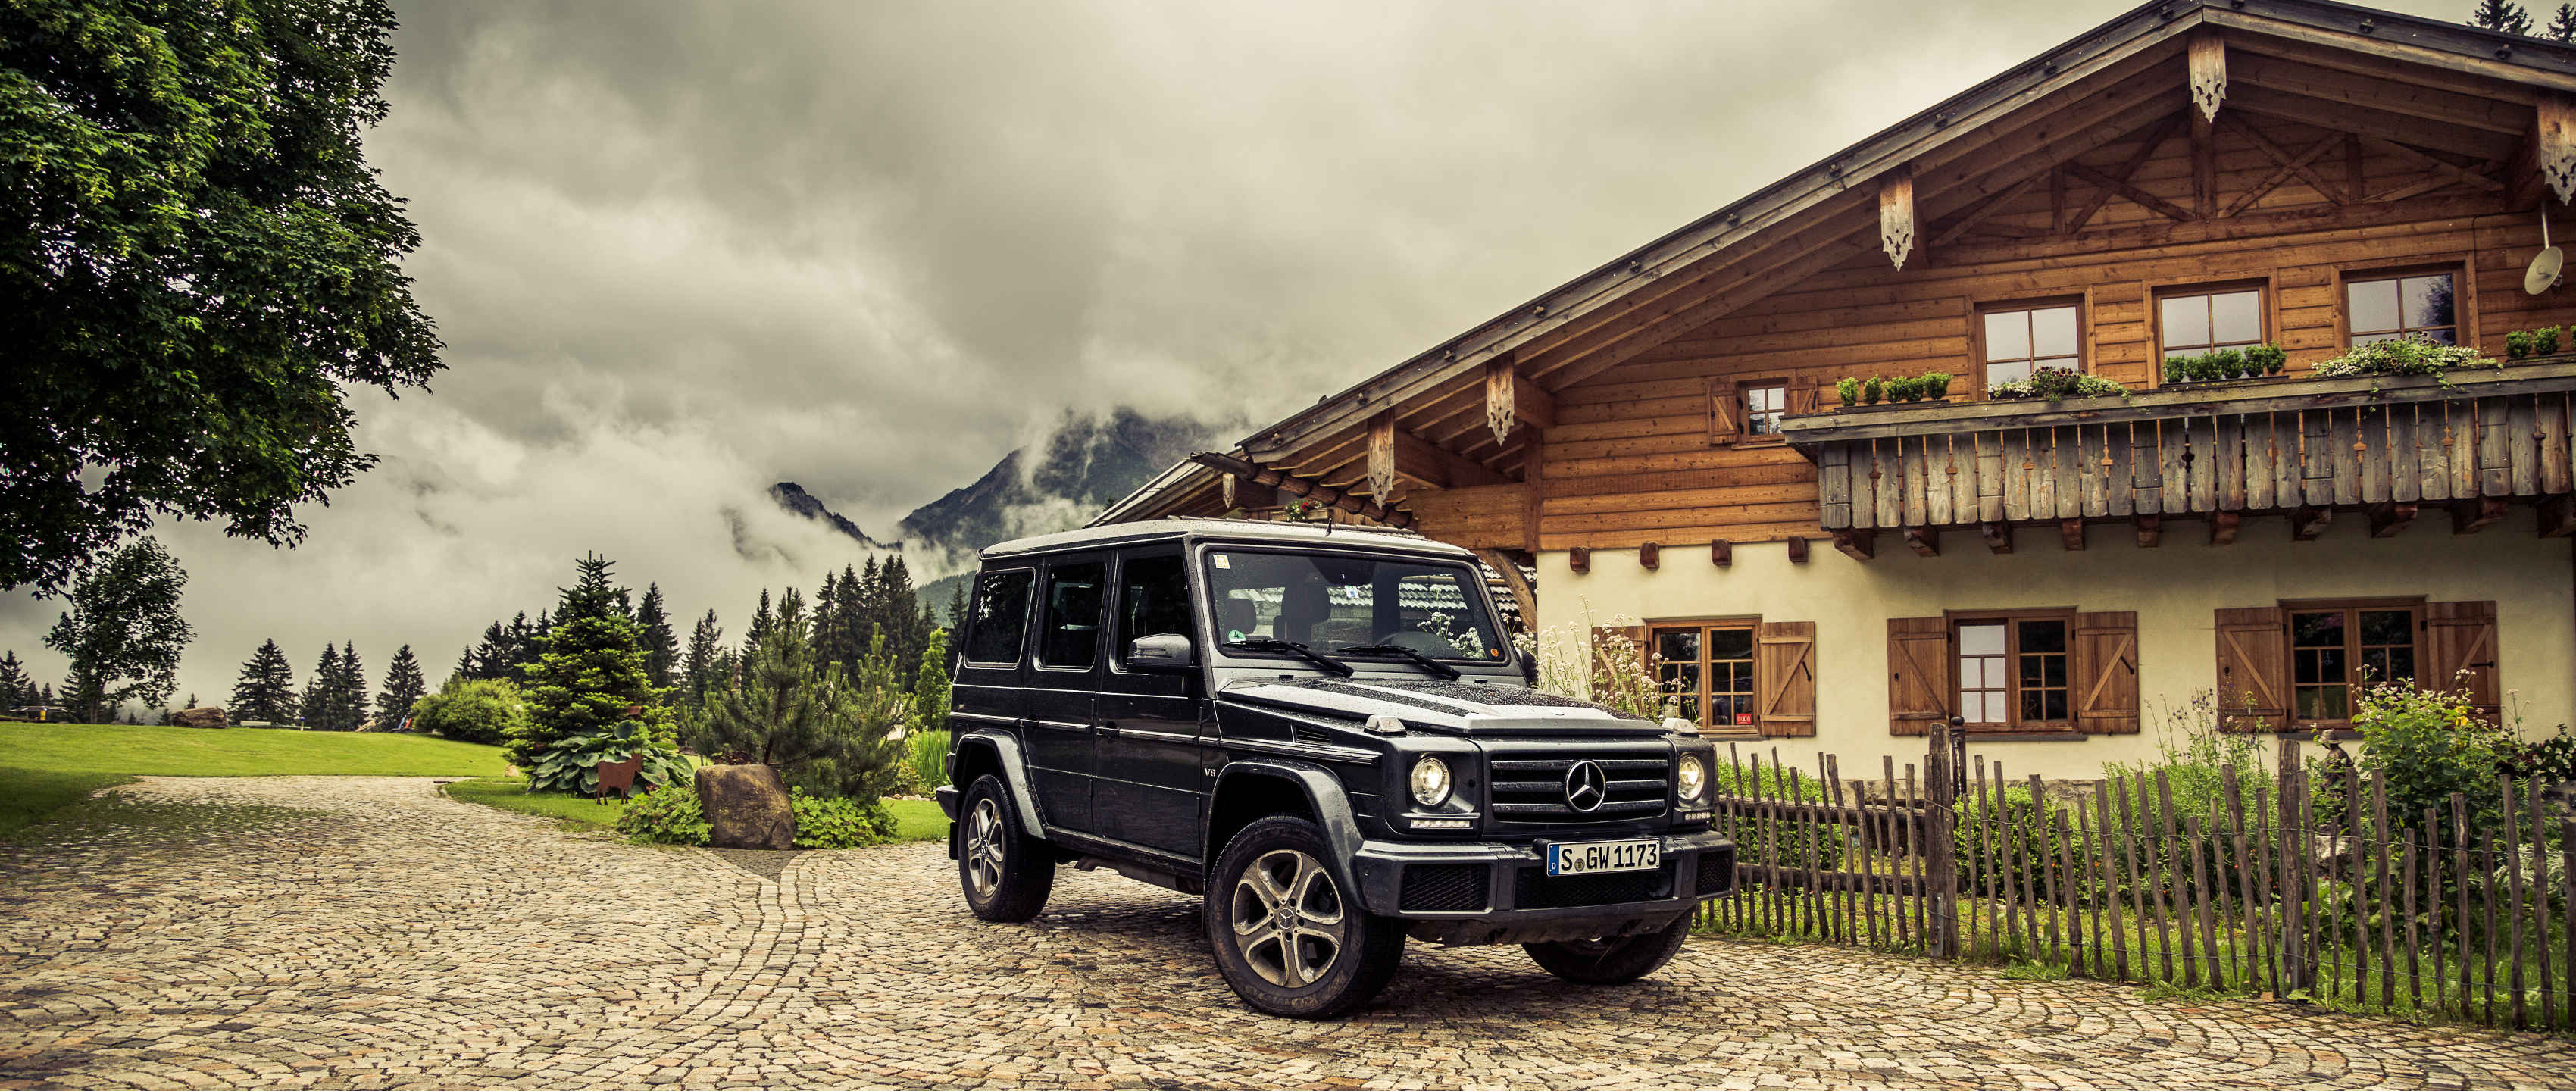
top-left (1204, 549), bottom-right (1507, 664)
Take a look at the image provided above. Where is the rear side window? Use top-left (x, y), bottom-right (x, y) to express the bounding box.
top-left (1117, 552), bottom-right (1192, 667)
top-left (1039, 560), bottom-right (1108, 668)
top-left (963, 569), bottom-right (1035, 664)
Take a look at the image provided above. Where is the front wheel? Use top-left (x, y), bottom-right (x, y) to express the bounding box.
top-left (1523, 916), bottom-right (1691, 985)
top-left (958, 775), bottom-right (1053, 922)
top-left (1204, 816), bottom-right (1405, 1018)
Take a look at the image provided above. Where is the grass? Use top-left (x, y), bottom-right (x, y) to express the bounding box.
top-left (439, 777), bottom-right (949, 845)
top-left (0, 722), bottom-right (509, 839)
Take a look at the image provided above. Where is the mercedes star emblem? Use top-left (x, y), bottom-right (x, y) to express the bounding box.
top-left (1563, 760), bottom-right (1606, 813)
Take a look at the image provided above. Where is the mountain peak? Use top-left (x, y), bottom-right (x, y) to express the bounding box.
top-left (768, 482), bottom-right (896, 549)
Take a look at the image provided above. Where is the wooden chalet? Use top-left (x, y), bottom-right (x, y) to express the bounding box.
top-left (1096, 0), bottom-right (2576, 777)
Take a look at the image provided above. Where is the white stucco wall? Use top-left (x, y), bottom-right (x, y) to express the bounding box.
top-left (1534, 509), bottom-right (2574, 781)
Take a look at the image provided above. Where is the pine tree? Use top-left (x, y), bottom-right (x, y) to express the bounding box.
top-left (39, 683), bottom-right (57, 707)
top-left (636, 584), bottom-right (678, 692)
top-left (377, 645), bottom-right (427, 730)
top-left (510, 554), bottom-right (673, 769)
top-left (694, 599), bottom-right (904, 802)
top-left (746, 589), bottom-right (775, 654)
top-left (231, 640), bottom-right (299, 724)
top-left (911, 629), bottom-right (952, 730)
top-left (945, 579), bottom-right (968, 634)
top-left (0, 651), bottom-right (31, 707)
top-left (2473, 0), bottom-right (2535, 36)
top-left (301, 643), bottom-right (339, 728)
top-left (338, 642), bottom-right (369, 730)
top-left (682, 609), bottom-right (727, 704)
top-left (2551, 2), bottom-right (2576, 40)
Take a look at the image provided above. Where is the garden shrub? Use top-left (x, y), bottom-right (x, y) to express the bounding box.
top-left (2162, 356), bottom-right (2189, 384)
top-left (1835, 377), bottom-right (1861, 405)
top-left (408, 679), bottom-right (527, 746)
top-left (526, 719), bottom-right (692, 795)
top-left (1861, 376), bottom-right (1883, 404)
top-left (789, 789), bottom-right (897, 849)
top-left (1708, 759), bottom-right (1846, 873)
top-left (907, 730), bottom-right (949, 793)
top-left (2309, 337), bottom-right (2497, 380)
top-left (1921, 371), bottom-right (1952, 399)
top-left (2344, 680), bottom-right (2518, 839)
top-left (2244, 343), bottom-right (2287, 374)
top-left (617, 783), bottom-right (711, 845)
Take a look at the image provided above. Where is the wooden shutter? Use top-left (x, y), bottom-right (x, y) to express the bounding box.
top-left (2213, 607), bottom-right (2288, 733)
top-left (1755, 621), bottom-right (1817, 737)
top-left (1887, 616), bottom-right (1949, 736)
top-left (1707, 378), bottom-right (1741, 446)
top-left (2071, 611), bottom-right (2140, 734)
top-left (2424, 600), bottom-right (2501, 721)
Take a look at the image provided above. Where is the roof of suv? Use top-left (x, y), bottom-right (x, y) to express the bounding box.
top-left (980, 517), bottom-right (1476, 561)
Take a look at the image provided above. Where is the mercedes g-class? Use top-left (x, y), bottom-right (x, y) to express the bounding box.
top-left (934, 519), bottom-right (1733, 1018)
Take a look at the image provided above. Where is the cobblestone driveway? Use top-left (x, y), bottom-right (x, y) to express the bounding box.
top-left (4, 777), bottom-right (2572, 1090)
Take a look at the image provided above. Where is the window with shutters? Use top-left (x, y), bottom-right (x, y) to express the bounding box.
top-left (1642, 617), bottom-right (1814, 737)
top-left (2217, 599), bottom-right (2495, 734)
top-left (2288, 602), bottom-right (2418, 724)
top-left (1890, 611), bottom-right (2131, 739)
top-left (1742, 380), bottom-right (1789, 439)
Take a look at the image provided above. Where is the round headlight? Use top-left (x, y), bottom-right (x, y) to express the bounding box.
top-left (1408, 755), bottom-right (1453, 807)
top-left (1677, 755), bottom-right (1707, 802)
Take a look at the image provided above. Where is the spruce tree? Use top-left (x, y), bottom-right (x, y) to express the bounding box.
top-left (911, 629), bottom-right (952, 730)
top-left (945, 579), bottom-right (968, 633)
top-left (230, 639), bottom-right (298, 724)
top-left (338, 642), bottom-right (369, 730)
top-left (746, 589), bottom-right (775, 654)
top-left (2552, 2), bottom-right (2576, 40)
top-left (377, 645), bottom-right (427, 730)
top-left (510, 554), bottom-right (672, 769)
top-left (0, 651), bottom-right (29, 706)
top-left (682, 609), bottom-right (726, 704)
top-left (2473, 0), bottom-right (2535, 35)
top-left (636, 584), bottom-right (679, 691)
top-left (301, 643), bottom-right (338, 728)
top-left (695, 597), bottom-right (904, 802)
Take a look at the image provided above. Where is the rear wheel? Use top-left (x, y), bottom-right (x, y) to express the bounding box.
top-left (1204, 816), bottom-right (1405, 1018)
top-left (958, 774), bottom-right (1053, 922)
top-left (1522, 916), bottom-right (1691, 985)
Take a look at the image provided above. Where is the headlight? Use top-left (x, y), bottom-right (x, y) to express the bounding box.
top-left (1408, 755), bottom-right (1453, 807)
top-left (1677, 755), bottom-right (1707, 802)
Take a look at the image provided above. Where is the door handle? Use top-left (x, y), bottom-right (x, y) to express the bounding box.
top-left (1098, 721), bottom-right (1121, 737)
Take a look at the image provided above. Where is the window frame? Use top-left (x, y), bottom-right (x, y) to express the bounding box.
top-left (2337, 263), bottom-right (2469, 350)
top-left (1970, 297), bottom-right (2087, 399)
top-left (2282, 596), bottom-right (2426, 728)
top-left (1737, 378), bottom-right (1791, 445)
top-left (1033, 555), bottom-right (1111, 673)
top-left (959, 567), bottom-right (1038, 667)
top-left (1108, 547), bottom-right (1193, 675)
top-left (1646, 617), bottom-right (1763, 737)
top-left (2153, 280), bottom-right (2271, 376)
top-left (1945, 608), bottom-right (2078, 733)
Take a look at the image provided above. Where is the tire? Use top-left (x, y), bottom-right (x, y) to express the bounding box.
top-left (1522, 915), bottom-right (1692, 986)
top-left (1204, 816), bottom-right (1405, 1019)
top-left (958, 774), bottom-right (1054, 923)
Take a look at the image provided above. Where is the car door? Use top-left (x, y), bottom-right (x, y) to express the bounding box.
top-left (1093, 546), bottom-right (1212, 858)
top-left (951, 564), bottom-right (1034, 800)
top-left (1024, 552), bottom-right (1109, 835)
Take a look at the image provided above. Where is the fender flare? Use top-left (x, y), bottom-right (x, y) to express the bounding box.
top-left (952, 730), bottom-right (1046, 836)
top-left (1206, 758), bottom-right (1368, 904)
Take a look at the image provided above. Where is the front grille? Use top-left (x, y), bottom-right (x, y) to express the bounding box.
top-left (1515, 863), bottom-right (1674, 909)
top-left (1488, 753), bottom-right (1668, 824)
top-left (1399, 863), bottom-right (1490, 911)
top-left (1693, 852), bottom-right (1735, 896)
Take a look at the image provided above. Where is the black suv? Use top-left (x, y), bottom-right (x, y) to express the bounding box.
top-left (934, 519), bottom-right (1733, 1018)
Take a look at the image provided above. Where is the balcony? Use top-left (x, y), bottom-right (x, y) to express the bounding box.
top-left (1775, 358), bottom-right (2576, 557)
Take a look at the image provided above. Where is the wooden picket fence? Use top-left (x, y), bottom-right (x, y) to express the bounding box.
top-left (1691, 723), bottom-right (2576, 1034)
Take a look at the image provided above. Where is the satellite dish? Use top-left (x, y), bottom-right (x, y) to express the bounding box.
top-left (2529, 209), bottom-right (2564, 295)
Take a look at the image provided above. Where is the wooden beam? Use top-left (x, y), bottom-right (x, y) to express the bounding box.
top-left (2540, 495), bottom-right (2576, 538)
top-left (1483, 360), bottom-right (1554, 447)
top-left (1187, 452), bottom-right (1416, 530)
top-left (2209, 511), bottom-right (2241, 546)
top-left (2059, 519), bottom-right (2087, 551)
top-left (1980, 521), bottom-right (2013, 554)
top-left (2188, 32), bottom-right (2227, 129)
top-left (2135, 512), bottom-right (2163, 548)
top-left (1903, 526), bottom-right (1939, 558)
top-left (1830, 530), bottom-right (1871, 561)
top-left (2368, 501), bottom-right (2419, 539)
top-left (2220, 114), bottom-right (2346, 208)
top-left (2229, 83), bottom-right (2518, 161)
top-left (2452, 497), bottom-right (2509, 535)
top-left (1930, 172), bottom-right (2042, 247)
top-left (1521, 432), bottom-right (1544, 553)
top-left (2060, 159), bottom-right (2196, 223)
top-left (1710, 539), bottom-right (1733, 567)
top-left (2363, 136), bottom-right (2505, 195)
top-left (1568, 546), bottom-right (1590, 574)
top-left (2543, 93), bottom-right (2576, 205)
top-left (1472, 549), bottom-right (1538, 631)
top-left (2062, 115), bottom-right (2183, 236)
top-left (1786, 535), bottom-right (1810, 564)
top-left (2291, 505), bottom-right (2332, 541)
top-left (1638, 541), bottom-right (1661, 571)
top-left (1879, 166), bottom-right (1916, 270)
top-left (1366, 412), bottom-right (1396, 501)
top-left (2227, 50), bottom-right (2531, 135)
top-left (1369, 413), bottom-right (1508, 495)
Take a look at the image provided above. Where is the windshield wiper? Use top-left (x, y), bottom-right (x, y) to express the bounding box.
top-left (1333, 644), bottom-right (1463, 682)
top-left (1219, 638), bottom-right (1354, 677)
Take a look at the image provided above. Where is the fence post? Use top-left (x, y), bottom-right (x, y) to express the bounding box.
top-left (1924, 718), bottom-right (1960, 959)
top-left (2275, 737), bottom-right (2305, 993)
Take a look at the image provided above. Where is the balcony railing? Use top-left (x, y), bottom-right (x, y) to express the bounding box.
top-left (1775, 358), bottom-right (2576, 555)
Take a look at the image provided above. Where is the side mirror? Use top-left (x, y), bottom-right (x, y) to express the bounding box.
top-left (1127, 632), bottom-right (1198, 674)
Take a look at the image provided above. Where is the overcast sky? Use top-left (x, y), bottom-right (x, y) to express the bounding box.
top-left (2, 0), bottom-right (2465, 710)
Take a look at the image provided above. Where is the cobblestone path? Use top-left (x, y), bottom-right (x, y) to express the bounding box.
top-left (4, 777), bottom-right (2573, 1089)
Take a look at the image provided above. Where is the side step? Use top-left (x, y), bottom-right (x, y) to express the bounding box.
top-left (1074, 855), bottom-right (1205, 896)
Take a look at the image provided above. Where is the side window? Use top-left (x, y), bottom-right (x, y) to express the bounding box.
top-left (1978, 302), bottom-right (2081, 389)
top-left (963, 569), bottom-right (1034, 664)
top-left (1039, 560), bottom-right (1108, 669)
top-left (1951, 615), bottom-right (2070, 728)
top-left (1116, 552), bottom-right (1192, 667)
top-left (2346, 272), bottom-right (2456, 346)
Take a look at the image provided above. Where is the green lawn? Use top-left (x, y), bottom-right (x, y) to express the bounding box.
top-left (1, 722), bottom-right (509, 839)
top-left (439, 777), bottom-right (949, 845)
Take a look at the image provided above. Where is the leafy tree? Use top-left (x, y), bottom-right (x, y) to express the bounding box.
top-left (692, 596), bottom-right (902, 802)
top-left (43, 537), bottom-right (191, 722)
top-left (377, 645), bottom-right (426, 730)
top-left (2472, 0), bottom-right (2535, 35)
top-left (636, 584), bottom-right (678, 692)
top-left (509, 554), bottom-right (671, 769)
top-left (0, 0), bottom-right (443, 593)
top-left (0, 650), bottom-right (31, 707)
top-left (230, 639), bottom-right (298, 724)
top-left (409, 678), bottom-right (526, 746)
top-left (2551, 2), bottom-right (2576, 40)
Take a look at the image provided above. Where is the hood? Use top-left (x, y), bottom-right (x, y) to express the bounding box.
top-left (1218, 677), bottom-right (1666, 737)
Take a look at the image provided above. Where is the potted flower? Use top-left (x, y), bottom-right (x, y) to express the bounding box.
top-left (1888, 377), bottom-right (1919, 402)
top-left (1921, 371), bottom-right (1952, 399)
top-left (2246, 344), bottom-right (2287, 376)
top-left (1862, 376), bottom-right (1884, 404)
top-left (2163, 356), bottom-right (2190, 385)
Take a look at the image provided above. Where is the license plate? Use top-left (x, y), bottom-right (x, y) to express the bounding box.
top-left (1545, 839), bottom-right (1661, 877)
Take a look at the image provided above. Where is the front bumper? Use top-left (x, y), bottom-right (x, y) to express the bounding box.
top-left (1349, 829), bottom-right (1734, 945)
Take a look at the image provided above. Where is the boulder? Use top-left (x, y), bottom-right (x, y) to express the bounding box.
top-left (696, 764), bottom-right (796, 850)
top-left (170, 706), bottom-right (229, 729)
